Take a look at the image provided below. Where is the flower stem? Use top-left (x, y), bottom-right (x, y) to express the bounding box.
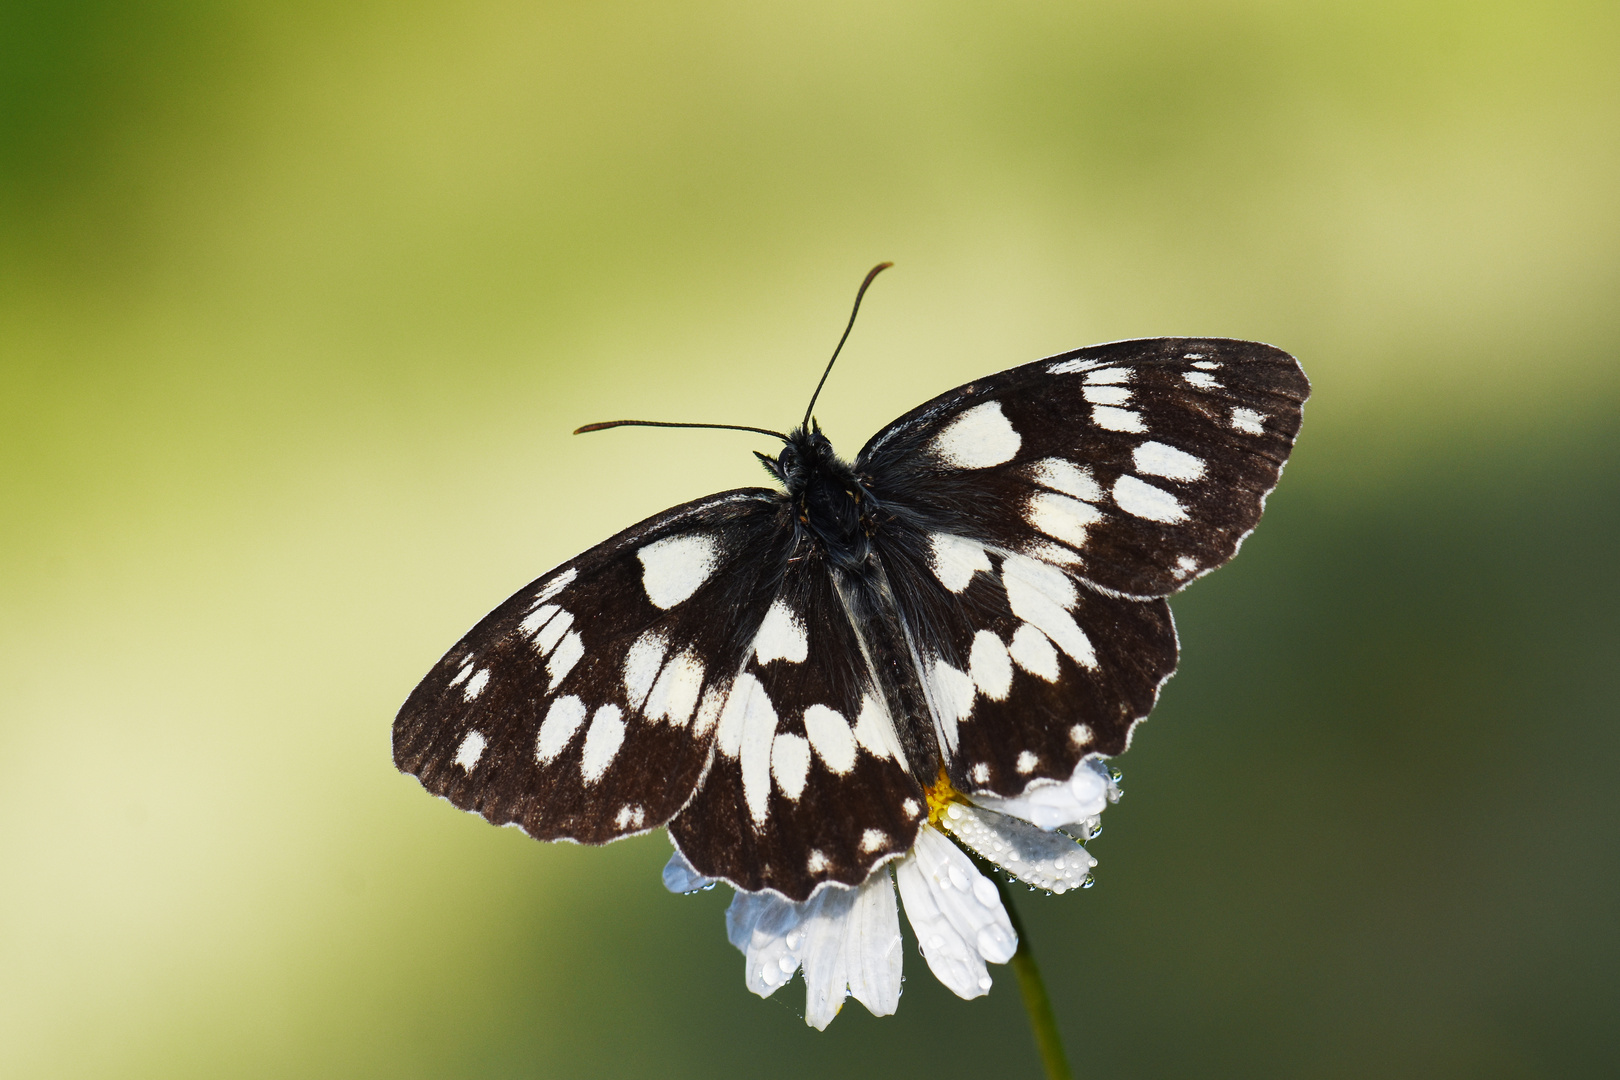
top-left (996, 875), bottom-right (1074, 1080)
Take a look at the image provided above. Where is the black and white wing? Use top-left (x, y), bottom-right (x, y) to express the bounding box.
top-left (668, 546), bottom-right (927, 900)
top-left (394, 489), bottom-right (926, 902)
top-left (855, 337), bottom-right (1308, 795)
top-left (394, 489), bottom-right (790, 846)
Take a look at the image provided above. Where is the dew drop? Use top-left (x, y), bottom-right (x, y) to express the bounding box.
top-left (1081, 873), bottom-right (1095, 889)
top-left (779, 955), bottom-right (797, 974)
top-left (978, 975), bottom-right (993, 991)
top-left (1109, 768), bottom-right (1123, 783)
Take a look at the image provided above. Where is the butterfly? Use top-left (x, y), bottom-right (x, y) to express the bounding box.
top-left (393, 265), bottom-right (1309, 903)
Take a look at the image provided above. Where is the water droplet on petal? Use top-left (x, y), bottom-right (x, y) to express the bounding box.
top-left (978, 975), bottom-right (993, 990)
top-left (1082, 873), bottom-right (1095, 889)
top-left (779, 955), bottom-right (797, 974)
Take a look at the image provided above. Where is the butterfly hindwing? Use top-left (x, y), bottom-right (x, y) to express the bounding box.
top-left (870, 517), bottom-right (1178, 797)
top-left (857, 337), bottom-right (1308, 599)
top-left (668, 547), bottom-right (927, 900)
top-left (393, 489), bottom-right (793, 845)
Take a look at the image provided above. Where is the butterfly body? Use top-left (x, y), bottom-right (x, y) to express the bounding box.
top-left (395, 336), bottom-right (1308, 901)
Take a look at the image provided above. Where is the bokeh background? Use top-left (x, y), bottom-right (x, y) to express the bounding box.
top-left (3, 2), bottom-right (1617, 1077)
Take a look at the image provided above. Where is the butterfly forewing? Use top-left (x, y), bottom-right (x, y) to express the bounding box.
top-left (393, 489), bottom-right (791, 845)
top-left (857, 338), bottom-right (1308, 599)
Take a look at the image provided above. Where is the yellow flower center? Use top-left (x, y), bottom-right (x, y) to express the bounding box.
top-left (924, 767), bottom-right (965, 825)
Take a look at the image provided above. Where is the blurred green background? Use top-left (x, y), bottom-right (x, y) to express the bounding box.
top-left (3, 1), bottom-right (1617, 1077)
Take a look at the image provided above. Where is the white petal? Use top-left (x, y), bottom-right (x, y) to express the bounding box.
top-left (725, 890), bottom-right (805, 998)
top-left (798, 887), bottom-right (857, 1030)
top-left (894, 826), bottom-right (1016, 999)
top-left (661, 849), bottom-right (716, 894)
top-left (841, 869), bottom-right (903, 1020)
top-left (725, 871), bottom-right (905, 1029)
top-left (938, 802), bottom-right (1097, 894)
top-left (972, 758), bottom-right (1112, 829)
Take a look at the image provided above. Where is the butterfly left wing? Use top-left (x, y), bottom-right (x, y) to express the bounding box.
top-left (393, 489), bottom-right (793, 845)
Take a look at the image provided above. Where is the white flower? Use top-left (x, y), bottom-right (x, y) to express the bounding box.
top-left (663, 759), bottom-right (1121, 1029)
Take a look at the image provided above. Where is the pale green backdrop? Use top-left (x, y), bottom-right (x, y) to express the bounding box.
top-left (2, 2), bottom-right (1616, 1077)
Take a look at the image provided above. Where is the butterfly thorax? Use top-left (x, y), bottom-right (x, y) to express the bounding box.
top-left (770, 425), bottom-right (874, 571)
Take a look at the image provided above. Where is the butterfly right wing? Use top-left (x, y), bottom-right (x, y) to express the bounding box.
top-left (393, 489), bottom-right (793, 846)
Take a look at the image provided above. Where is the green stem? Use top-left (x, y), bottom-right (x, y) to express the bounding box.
top-left (996, 875), bottom-right (1074, 1080)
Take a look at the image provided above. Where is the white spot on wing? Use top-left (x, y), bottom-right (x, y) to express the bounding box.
top-left (1025, 541), bottom-right (1084, 566)
top-left (1191, 359), bottom-right (1220, 370)
top-left (807, 850), bottom-right (829, 873)
top-left (1009, 624), bottom-right (1060, 681)
top-left (753, 599), bottom-right (808, 665)
top-left (852, 693), bottom-right (905, 765)
top-left (1231, 406), bottom-right (1266, 435)
top-left (1182, 370), bottom-right (1221, 390)
top-left (927, 658), bottom-right (976, 753)
top-left (1002, 554), bottom-right (1096, 670)
top-left (692, 681), bottom-right (728, 737)
top-left (454, 730), bottom-right (487, 772)
top-left (536, 695), bottom-right (587, 763)
top-left (533, 609), bottom-right (574, 656)
top-left (971, 762), bottom-right (991, 784)
top-left (859, 828), bottom-right (889, 853)
top-left (929, 532), bottom-right (992, 593)
top-left (930, 401), bottom-right (1021, 469)
top-left (637, 533), bottom-right (719, 609)
top-left (623, 630), bottom-right (669, 710)
top-left (1027, 490), bottom-right (1103, 549)
top-left (1030, 458), bottom-right (1104, 502)
top-left (463, 669), bottom-right (491, 701)
top-left (716, 673), bottom-right (779, 824)
top-left (969, 630), bottom-right (1013, 700)
top-left (535, 568), bottom-right (576, 604)
top-left (519, 604), bottom-right (560, 639)
top-left (447, 660), bottom-right (474, 688)
top-left (1093, 405), bottom-right (1146, 433)
top-left (1016, 750), bottom-right (1038, 775)
top-left (580, 705), bottom-right (626, 783)
top-left (803, 704), bottom-right (857, 774)
top-left (1132, 440), bottom-right (1206, 482)
top-left (1070, 723), bottom-right (1093, 747)
top-left (645, 651), bottom-right (705, 726)
top-left (614, 804), bottom-right (645, 830)
top-left (771, 733), bottom-right (811, 800)
top-left (903, 798), bottom-right (921, 818)
top-left (1084, 367), bottom-right (1131, 384)
top-left (1048, 357), bottom-right (1095, 375)
top-left (1082, 385), bottom-right (1131, 406)
top-left (1113, 474), bottom-right (1189, 523)
top-left (546, 631), bottom-right (584, 690)
top-left (1174, 555), bottom-right (1199, 578)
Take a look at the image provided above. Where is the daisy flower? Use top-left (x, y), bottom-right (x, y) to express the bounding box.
top-left (663, 759), bottom-right (1121, 1029)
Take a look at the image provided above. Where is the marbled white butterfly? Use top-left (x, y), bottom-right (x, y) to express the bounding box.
top-left (393, 266), bottom-right (1309, 902)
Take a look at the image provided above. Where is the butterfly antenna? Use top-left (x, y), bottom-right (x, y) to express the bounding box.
top-left (574, 419), bottom-right (790, 440)
top-left (801, 261), bottom-right (893, 430)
